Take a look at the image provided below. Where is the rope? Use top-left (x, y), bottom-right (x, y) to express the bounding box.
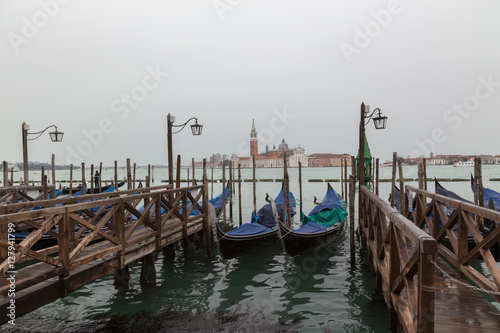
top-left (430, 260), bottom-right (500, 296)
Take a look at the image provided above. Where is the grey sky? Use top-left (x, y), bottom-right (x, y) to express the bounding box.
top-left (1, 0), bottom-right (499, 166)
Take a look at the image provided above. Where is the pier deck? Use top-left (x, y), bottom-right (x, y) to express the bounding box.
top-left (359, 185), bottom-right (500, 333)
top-left (0, 183), bottom-right (211, 325)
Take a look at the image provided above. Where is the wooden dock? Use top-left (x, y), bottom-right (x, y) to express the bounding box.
top-left (0, 181), bottom-right (212, 325)
top-left (359, 185), bottom-right (500, 332)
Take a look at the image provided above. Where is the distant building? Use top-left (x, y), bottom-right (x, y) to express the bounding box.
top-left (308, 153), bottom-right (351, 167)
top-left (230, 121), bottom-right (309, 168)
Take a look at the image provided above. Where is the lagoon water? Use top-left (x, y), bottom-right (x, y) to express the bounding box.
top-left (5, 165), bottom-right (500, 332)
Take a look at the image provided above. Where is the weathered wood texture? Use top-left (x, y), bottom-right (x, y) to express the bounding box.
top-left (360, 186), bottom-right (438, 333)
top-left (363, 184), bottom-right (500, 332)
top-left (0, 183), bottom-right (208, 324)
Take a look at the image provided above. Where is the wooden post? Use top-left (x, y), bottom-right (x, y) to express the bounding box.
top-left (398, 159), bottom-right (405, 215)
top-left (299, 161), bottom-right (303, 221)
top-left (114, 160), bottom-right (118, 191)
top-left (187, 168), bottom-right (190, 186)
top-left (423, 158), bottom-right (427, 191)
top-left (167, 113), bottom-right (174, 189)
top-left (42, 173), bottom-right (48, 201)
top-left (349, 175), bottom-right (356, 265)
top-left (372, 157), bottom-right (376, 192)
top-left (69, 164), bottom-right (73, 196)
top-left (229, 161), bottom-right (233, 222)
top-left (152, 165), bottom-right (154, 183)
top-left (148, 164), bottom-right (151, 187)
top-left (10, 167), bottom-right (13, 186)
top-left (133, 163), bottom-right (136, 189)
top-left (474, 157), bottom-right (484, 229)
top-left (238, 163), bottom-right (242, 226)
top-left (203, 159), bottom-right (212, 255)
top-left (344, 158), bottom-right (348, 202)
top-left (351, 156), bottom-right (356, 183)
top-left (51, 154), bottom-right (56, 188)
top-left (59, 207), bottom-right (70, 279)
top-left (81, 162), bottom-right (86, 195)
top-left (222, 164), bottom-right (226, 232)
top-left (113, 199), bottom-right (130, 288)
top-left (390, 152), bottom-right (397, 208)
top-left (140, 253), bottom-right (156, 286)
top-left (176, 155), bottom-right (181, 189)
top-left (126, 158), bottom-right (132, 190)
top-left (90, 164), bottom-right (94, 194)
top-left (211, 168), bottom-right (214, 199)
top-left (192, 158), bottom-right (195, 185)
top-left (99, 162), bottom-right (103, 191)
top-left (417, 240), bottom-right (436, 333)
top-left (3, 161), bottom-right (8, 187)
top-left (418, 162), bottom-right (424, 190)
top-left (253, 155), bottom-right (256, 214)
top-left (22, 122), bottom-right (29, 186)
top-left (375, 158), bottom-right (380, 197)
top-left (341, 159), bottom-right (344, 198)
top-left (358, 103), bottom-right (366, 222)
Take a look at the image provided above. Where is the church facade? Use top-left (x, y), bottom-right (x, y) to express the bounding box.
top-left (231, 120), bottom-right (309, 168)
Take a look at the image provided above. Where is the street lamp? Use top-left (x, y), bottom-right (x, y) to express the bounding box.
top-left (358, 103), bottom-right (388, 188)
top-left (167, 114), bottom-right (203, 188)
top-left (22, 122), bottom-right (64, 185)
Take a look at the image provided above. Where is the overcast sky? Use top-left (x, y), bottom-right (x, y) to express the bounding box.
top-left (1, 0), bottom-right (499, 166)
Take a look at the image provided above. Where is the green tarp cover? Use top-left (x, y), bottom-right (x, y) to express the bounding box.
top-left (302, 208), bottom-right (347, 228)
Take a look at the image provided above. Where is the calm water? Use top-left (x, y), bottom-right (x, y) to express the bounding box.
top-left (4, 165), bottom-right (500, 332)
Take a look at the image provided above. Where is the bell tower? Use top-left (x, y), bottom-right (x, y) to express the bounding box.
top-left (250, 119), bottom-right (258, 157)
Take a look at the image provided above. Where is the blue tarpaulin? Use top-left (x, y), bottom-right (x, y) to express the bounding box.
top-left (309, 186), bottom-right (343, 216)
top-left (293, 222), bottom-right (327, 234)
top-left (226, 222), bottom-right (273, 236)
top-left (472, 184), bottom-right (500, 210)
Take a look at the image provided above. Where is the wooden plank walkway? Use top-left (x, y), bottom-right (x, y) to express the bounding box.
top-left (433, 257), bottom-right (500, 332)
top-left (0, 217), bottom-right (205, 322)
top-left (0, 182), bottom-right (212, 325)
top-left (359, 186), bottom-right (500, 333)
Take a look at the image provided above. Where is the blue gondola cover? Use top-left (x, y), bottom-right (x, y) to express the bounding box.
top-left (226, 222), bottom-right (273, 236)
top-left (293, 222), bottom-right (327, 234)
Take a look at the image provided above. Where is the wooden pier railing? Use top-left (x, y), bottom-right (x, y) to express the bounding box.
top-left (359, 186), bottom-right (438, 333)
top-left (406, 185), bottom-right (500, 303)
top-left (0, 183), bottom-right (210, 323)
top-left (0, 185), bottom-right (56, 205)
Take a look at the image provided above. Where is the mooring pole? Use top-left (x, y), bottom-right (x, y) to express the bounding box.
top-left (222, 163), bottom-right (227, 232)
top-left (238, 163), bottom-right (242, 226)
top-left (299, 161), bottom-right (303, 222)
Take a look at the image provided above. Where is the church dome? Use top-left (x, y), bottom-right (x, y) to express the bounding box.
top-left (278, 138), bottom-right (289, 150)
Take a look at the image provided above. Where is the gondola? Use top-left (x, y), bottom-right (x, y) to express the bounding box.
top-left (216, 188), bottom-right (295, 259)
top-left (278, 183), bottom-right (347, 256)
top-left (60, 181), bottom-right (125, 195)
top-left (181, 182), bottom-right (231, 218)
top-left (471, 175), bottom-right (500, 211)
top-left (435, 179), bottom-right (498, 258)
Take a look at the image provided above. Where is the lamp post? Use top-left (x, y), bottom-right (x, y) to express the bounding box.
top-left (22, 122), bottom-right (64, 185)
top-left (358, 103), bottom-right (387, 191)
top-left (166, 114), bottom-right (203, 188)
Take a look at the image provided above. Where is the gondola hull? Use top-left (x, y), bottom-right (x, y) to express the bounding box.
top-left (216, 223), bottom-right (278, 259)
top-left (278, 219), bottom-right (345, 256)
